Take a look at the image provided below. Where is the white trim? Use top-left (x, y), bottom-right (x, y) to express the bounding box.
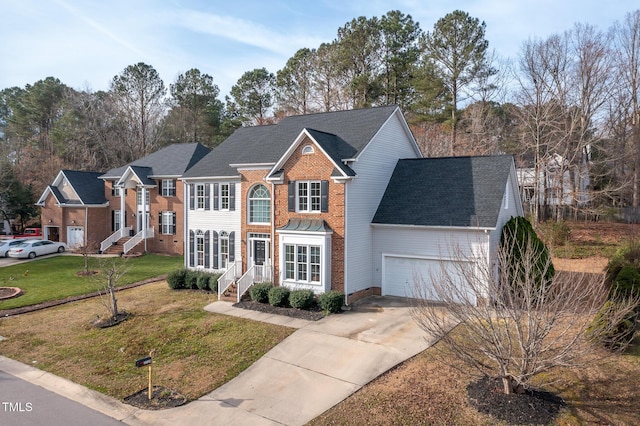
top-left (371, 223), bottom-right (495, 232)
top-left (181, 175), bottom-right (240, 182)
top-left (229, 163), bottom-right (275, 169)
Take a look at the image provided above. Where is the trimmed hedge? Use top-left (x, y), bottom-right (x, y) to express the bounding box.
top-left (268, 286), bottom-right (290, 307)
top-left (167, 268), bottom-right (220, 292)
top-left (249, 282), bottom-right (273, 303)
top-left (318, 291), bottom-right (343, 313)
top-left (289, 289), bottom-right (315, 310)
top-left (167, 268), bottom-right (188, 289)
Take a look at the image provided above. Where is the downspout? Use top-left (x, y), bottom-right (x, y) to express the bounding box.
top-left (271, 182), bottom-right (275, 283)
top-left (84, 207), bottom-right (88, 247)
top-left (343, 182), bottom-right (348, 306)
top-left (183, 180), bottom-right (189, 268)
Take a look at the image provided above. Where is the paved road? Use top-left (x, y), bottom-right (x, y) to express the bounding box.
top-left (0, 370), bottom-right (123, 426)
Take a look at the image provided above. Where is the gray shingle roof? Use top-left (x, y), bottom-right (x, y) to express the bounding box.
top-left (101, 143), bottom-right (210, 180)
top-left (183, 105), bottom-right (399, 178)
top-left (278, 218), bottom-right (333, 233)
top-left (372, 156), bottom-right (514, 228)
top-left (61, 170), bottom-right (107, 205)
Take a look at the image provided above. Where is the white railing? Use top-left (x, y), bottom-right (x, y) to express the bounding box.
top-left (236, 264), bottom-right (273, 303)
top-left (217, 261), bottom-right (240, 300)
top-left (122, 227), bottom-right (154, 254)
top-left (99, 227), bottom-right (132, 252)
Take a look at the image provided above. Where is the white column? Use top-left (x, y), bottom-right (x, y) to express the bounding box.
top-left (120, 186), bottom-right (125, 234)
top-left (142, 186), bottom-right (147, 252)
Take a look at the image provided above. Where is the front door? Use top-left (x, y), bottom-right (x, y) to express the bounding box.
top-left (254, 240), bottom-right (266, 266)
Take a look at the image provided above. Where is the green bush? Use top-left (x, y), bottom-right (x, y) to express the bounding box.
top-left (610, 265), bottom-right (640, 301)
top-left (167, 268), bottom-right (187, 289)
top-left (185, 269), bottom-right (199, 289)
top-left (318, 291), bottom-right (343, 313)
top-left (547, 220), bottom-right (571, 246)
top-left (268, 286), bottom-right (290, 307)
top-left (586, 300), bottom-right (638, 351)
top-left (196, 273), bottom-right (211, 291)
top-left (500, 216), bottom-right (555, 302)
top-left (289, 289), bottom-right (315, 310)
top-left (249, 282), bottom-right (273, 303)
top-left (209, 273), bottom-right (221, 293)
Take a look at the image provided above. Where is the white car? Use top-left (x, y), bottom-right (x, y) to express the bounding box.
top-left (8, 240), bottom-right (67, 259)
top-left (0, 239), bottom-right (29, 257)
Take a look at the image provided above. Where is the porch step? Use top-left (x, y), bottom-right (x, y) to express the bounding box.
top-left (102, 237), bottom-right (130, 255)
top-left (219, 282), bottom-right (239, 302)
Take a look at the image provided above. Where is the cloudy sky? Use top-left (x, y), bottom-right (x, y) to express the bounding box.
top-left (1, 0), bottom-right (635, 97)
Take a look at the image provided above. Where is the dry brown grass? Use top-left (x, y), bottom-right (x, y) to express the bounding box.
top-left (0, 282), bottom-right (294, 401)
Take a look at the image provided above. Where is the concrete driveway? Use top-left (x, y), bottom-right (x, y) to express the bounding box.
top-left (127, 296), bottom-right (438, 426)
top-left (0, 296), bottom-right (438, 426)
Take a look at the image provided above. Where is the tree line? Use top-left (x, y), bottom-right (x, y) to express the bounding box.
top-left (1, 9), bottom-right (640, 226)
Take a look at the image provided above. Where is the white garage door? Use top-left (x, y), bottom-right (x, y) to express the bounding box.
top-left (383, 256), bottom-right (474, 303)
top-left (67, 226), bottom-right (84, 249)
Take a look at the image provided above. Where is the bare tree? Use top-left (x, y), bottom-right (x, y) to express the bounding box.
top-left (95, 256), bottom-right (130, 324)
top-left (411, 227), bottom-right (638, 395)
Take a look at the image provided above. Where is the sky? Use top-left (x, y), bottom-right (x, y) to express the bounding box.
top-left (0, 0), bottom-right (636, 98)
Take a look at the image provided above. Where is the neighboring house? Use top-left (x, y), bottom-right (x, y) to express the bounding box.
top-left (517, 153), bottom-right (591, 206)
top-left (183, 105), bottom-right (523, 304)
top-left (38, 170), bottom-right (108, 247)
top-left (38, 143), bottom-right (210, 253)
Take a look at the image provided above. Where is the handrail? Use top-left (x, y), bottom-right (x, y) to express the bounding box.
top-left (236, 264), bottom-right (273, 303)
top-left (122, 227), bottom-right (154, 253)
top-left (217, 261), bottom-right (239, 300)
top-left (99, 227), bottom-right (132, 252)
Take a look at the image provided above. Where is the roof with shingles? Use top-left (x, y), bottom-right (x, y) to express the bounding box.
top-left (182, 105), bottom-right (401, 178)
top-left (60, 170), bottom-right (107, 205)
top-left (100, 143), bottom-right (210, 180)
top-left (372, 155), bottom-right (514, 228)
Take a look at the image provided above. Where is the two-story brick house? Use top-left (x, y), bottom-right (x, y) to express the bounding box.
top-left (183, 105), bottom-right (523, 304)
top-left (38, 143), bottom-right (210, 254)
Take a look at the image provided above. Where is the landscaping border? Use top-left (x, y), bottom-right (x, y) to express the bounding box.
top-left (0, 275), bottom-right (167, 317)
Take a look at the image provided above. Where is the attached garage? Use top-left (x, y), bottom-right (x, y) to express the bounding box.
top-left (382, 255), bottom-right (475, 303)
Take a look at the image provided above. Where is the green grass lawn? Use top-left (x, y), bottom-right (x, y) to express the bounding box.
top-left (0, 254), bottom-right (183, 310)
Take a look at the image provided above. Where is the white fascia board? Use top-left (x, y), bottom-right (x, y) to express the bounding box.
top-left (267, 129), bottom-right (350, 179)
top-left (229, 163), bottom-right (275, 169)
top-left (370, 223), bottom-right (495, 232)
top-left (180, 175), bottom-right (240, 182)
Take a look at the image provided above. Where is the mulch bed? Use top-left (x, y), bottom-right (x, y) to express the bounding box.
top-left (467, 377), bottom-right (566, 425)
top-left (233, 300), bottom-right (328, 321)
top-left (124, 386), bottom-right (187, 410)
top-left (0, 287), bottom-right (22, 300)
top-left (91, 311), bottom-right (130, 328)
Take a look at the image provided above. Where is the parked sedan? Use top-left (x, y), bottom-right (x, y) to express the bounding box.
top-left (0, 239), bottom-right (28, 257)
top-left (8, 240), bottom-right (67, 259)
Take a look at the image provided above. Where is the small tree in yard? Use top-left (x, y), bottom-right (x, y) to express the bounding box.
top-left (95, 256), bottom-right (130, 325)
top-left (411, 222), bottom-right (639, 395)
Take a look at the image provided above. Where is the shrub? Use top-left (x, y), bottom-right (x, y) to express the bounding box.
top-left (167, 268), bottom-right (187, 289)
top-left (289, 289), bottom-right (315, 310)
top-left (268, 286), bottom-right (290, 307)
top-left (196, 273), bottom-right (211, 291)
top-left (318, 291), bottom-right (343, 313)
top-left (209, 273), bottom-right (221, 293)
top-left (185, 269), bottom-right (199, 289)
top-left (500, 216), bottom-right (555, 302)
top-left (249, 282), bottom-right (273, 303)
top-left (547, 220), bottom-right (571, 246)
top-left (610, 265), bottom-right (640, 301)
top-left (586, 300), bottom-right (638, 351)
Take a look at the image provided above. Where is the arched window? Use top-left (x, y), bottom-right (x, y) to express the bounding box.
top-left (302, 144), bottom-right (315, 155)
top-left (249, 184), bottom-right (270, 224)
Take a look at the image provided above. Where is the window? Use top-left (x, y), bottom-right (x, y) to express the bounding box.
top-left (111, 185), bottom-right (122, 197)
top-left (249, 184), bottom-right (270, 223)
top-left (220, 184), bottom-right (230, 210)
top-left (161, 211), bottom-right (176, 235)
top-left (136, 189), bottom-right (150, 206)
top-left (302, 144), bottom-right (315, 155)
top-left (297, 181), bottom-right (321, 212)
top-left (161, 179), bottom-right (176, 197)
top-left (284, 244), bottom-right (321, 283)
top-left (196, 184), bottom-right (205, 209)
top-left (220, 231), bottom-right (229, 269)
top-left (112, 210), bottom-right (121, 232)
top-left (289, 181), bottom-right (328, 213)
top-left (196, 231), bottom-right (205, 267)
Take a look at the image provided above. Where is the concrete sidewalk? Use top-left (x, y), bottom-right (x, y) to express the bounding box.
top-left (0, 296), bottom-right (437, 426)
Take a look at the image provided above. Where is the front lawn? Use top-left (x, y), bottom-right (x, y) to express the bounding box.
top-left (0, 282), bottom-right (293, 401)
top-left (0, 254), bottom-right (183, 310)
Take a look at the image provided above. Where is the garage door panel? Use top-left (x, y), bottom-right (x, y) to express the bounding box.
top-left (383, 256), bottom-right (475, 304)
